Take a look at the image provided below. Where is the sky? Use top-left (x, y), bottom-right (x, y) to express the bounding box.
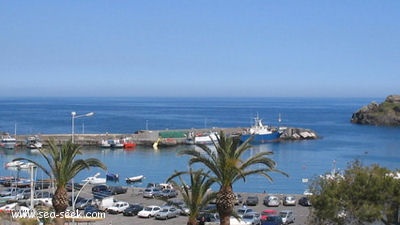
top-left (1, 1), bottom-right (399, 98)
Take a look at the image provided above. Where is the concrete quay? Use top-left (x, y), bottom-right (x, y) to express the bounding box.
top-left (12, 126), bottom-right (318, 148)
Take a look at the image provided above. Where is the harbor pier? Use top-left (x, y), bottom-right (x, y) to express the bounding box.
top-left (10, 126), bottom-right (318, 148)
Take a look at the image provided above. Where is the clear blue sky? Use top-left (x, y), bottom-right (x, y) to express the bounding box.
top-left (1, 1), bottom-right (399, 98)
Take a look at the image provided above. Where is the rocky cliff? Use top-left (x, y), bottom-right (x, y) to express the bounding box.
top-left (351, 95), bottom-right (400, 126)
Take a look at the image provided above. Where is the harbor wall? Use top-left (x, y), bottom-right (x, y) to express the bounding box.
top-left (11, 127), bottom-right (318, 148)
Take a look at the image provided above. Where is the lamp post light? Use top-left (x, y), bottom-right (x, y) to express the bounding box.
top-left (71, 172), bottom-right (100, 225)
top-left (71, 112), bottom-right (94, 143)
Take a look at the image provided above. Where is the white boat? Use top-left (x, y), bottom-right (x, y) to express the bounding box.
top-left (1, 134), bottom-right (17, 149)
top-left (110, 139), bottom-right (124, 148)
top-left (192, 132), bottom-right (219, 145)
top-left (26, 136), bottom-right (43, 149)
top-left (100, 139), bottom-right (111, 148)
top-left (82, 173), bottom-right (106, 184)
top-left (5, 160), bottom-right (24, 168)
top-left (125, 175), bottom-right (144, 183)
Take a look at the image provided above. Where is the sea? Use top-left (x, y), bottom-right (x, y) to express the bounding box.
top-left (0, 97), bottom-right (399, 194)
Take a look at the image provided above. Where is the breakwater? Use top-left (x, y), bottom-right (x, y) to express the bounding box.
top-left (11, 127), bottom-right (318, 148)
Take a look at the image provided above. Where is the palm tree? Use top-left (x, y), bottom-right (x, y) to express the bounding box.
top-left (179, 131), bottom-right (287, 225)
top-left (13, 139), bottom-right (107, 225)
top-left (166, 168), bottom-right (217, 225)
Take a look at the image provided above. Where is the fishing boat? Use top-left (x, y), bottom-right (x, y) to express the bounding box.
top-left (1, 134), bottom-right (17, 149)
top-left (100, 140), bottom-right (111, 148)
top-left (106, 172), bottom-right (119, 182)
top-left (26, 136), bottom-right (43, 149)
top-left (125, 175), bottom-right (144, 183)
top-left (240, 115), bottom-right (281, 144)
top-left (110, 139), bottom-right (124, 148)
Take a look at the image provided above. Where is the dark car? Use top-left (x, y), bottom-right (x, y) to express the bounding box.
top-left (245, 195), bottom-right (259, 206)
top-left (109, 186), bottom-right (128, 195)
top-left (298, 196), bottom-right (312, 206)
top-left (261, 215), bottom-right (283, 225)
top-left (197, 212), bottom-right (219, 223)
top-left (93, 190), bottom-right (112, 199)
top-left (84, 205), bottom-right (100, 215)
top-left (92, 184), bottom-right (112, 199)
top-left (123, 204), bottom-right (144, 216)
top-left (91, 185), bottom-right (109, 193)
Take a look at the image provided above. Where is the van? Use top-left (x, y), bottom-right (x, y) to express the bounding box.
top-left (96, 196), bottom-right (114, 212)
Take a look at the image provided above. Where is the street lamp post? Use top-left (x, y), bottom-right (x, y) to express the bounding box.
top-left (71, 112), bottom-right (94, 143)
top-left (72, 172), bottom-right (100, 225)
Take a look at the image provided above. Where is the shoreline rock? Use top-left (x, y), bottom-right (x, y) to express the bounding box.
top-left (351, 95), bottom-right (400, 126)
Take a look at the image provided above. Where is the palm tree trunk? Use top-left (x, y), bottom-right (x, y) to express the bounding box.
top-left (217, 185), bottom-right (236, 225)
top-left (52, 187), bottom-right (69, 225)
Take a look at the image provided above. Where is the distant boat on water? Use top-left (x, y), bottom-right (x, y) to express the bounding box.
top-left (125, 175), bottom-right (144, 183)
top-left (240, 115), bottom-right (281, 144)
top-left (1, 133), bottom-right (17, 149)
top-left (26, 136), bottom-right (43, 149)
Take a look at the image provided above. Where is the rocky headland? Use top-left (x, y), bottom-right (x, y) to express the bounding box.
top-left (351, 95), bottom-right (400, 126)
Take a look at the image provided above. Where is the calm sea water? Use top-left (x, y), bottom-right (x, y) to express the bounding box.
top-left (0, 97), bottom-right (399, 194)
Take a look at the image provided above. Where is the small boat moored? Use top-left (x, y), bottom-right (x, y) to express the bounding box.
top-left (82, 173), bottom-right (106, 184)
top-left (26, 136), bottom-right (43, 149)
top-left (1, 133), bottom-right (17, 149)
top-left (125, 175), bottom-right (144, 183)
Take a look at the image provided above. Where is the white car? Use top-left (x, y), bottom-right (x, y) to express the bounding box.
top-left (107, 201), bottom-right (129, 214)
top-left (137, 205), bottom-right (161, 218)
top-left (283, 196), bottom-right (296, 206)
top-left (264, 195), bottom-right (280, 207)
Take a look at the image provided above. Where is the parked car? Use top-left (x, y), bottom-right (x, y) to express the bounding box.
top-left (264, 195), bottom-right (280, 207)
top-left (154, 206), bottom-right (179, 220)
top-left (154, 189), bottom-right (178, 198)
top-left (298, 196), bottom-right (312, 206)
top-left (84, 205), bottom-right (100, 215)
top-left (235, 193), bottom-right (243, 205)
top-left (91, 185), bottom-right (108, 193)
top-left (137, 205), bottom-right (161, 218)
top-left (75, 198), bottom-right (94, 210)
top-left (164, 199), bottom-right (189, 215)
top-left (261, 215), bottom-right (283, 225)
top-left (282, 196), bottom-right (296, 206)
top-left (279, 210), bottom-right (295, 224)
top-left (93, 190), bottom-right (113, 199)
top-left (242, 212), bottom-right (262, 225)
top-left (19, 188), bottom-right (32, 199)
top-left (107, 201), bottom-right (130, 214)
top-left (260, 209), bottom-right (278, 220)
top-left (197, 212), bottom-right (219, 223)
top-left (245, 195), bottom-right (259, 206)
top-left (237, 207), bottom-right (254, 218)
top-left (142, 188), bottom-right (162, 198)
top-left (0, 188), bottom-right (17, 197)
top-left (109, 186), bottom-right (128, 195)
top-left (123, 204), bottom-right (144, 216)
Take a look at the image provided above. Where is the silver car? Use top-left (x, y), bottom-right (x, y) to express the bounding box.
top-left (242, 212), bottom-right (261, 225)
top-left (279, 210), bottom-right (295, 224)
top-left (142, 188), bottom-right (161, 198)
top-left (154, 206), bottom-right (179, 220)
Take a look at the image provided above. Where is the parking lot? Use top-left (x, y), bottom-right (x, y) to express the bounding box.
top-left (74, 186), bottom-right (312, 225)
top-left (0, 184), bottom-right (312, 225)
